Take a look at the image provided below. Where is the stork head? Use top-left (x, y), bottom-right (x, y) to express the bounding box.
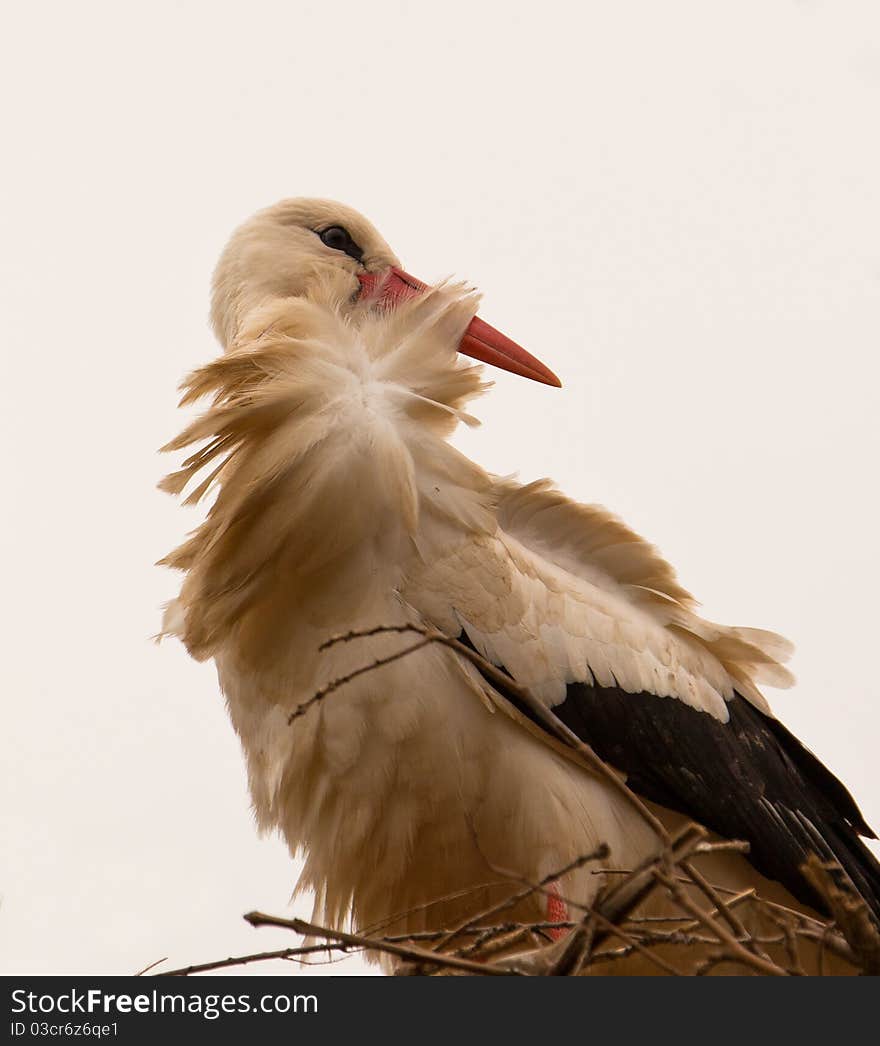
top-left (211, 198), bottom-right (561, 387)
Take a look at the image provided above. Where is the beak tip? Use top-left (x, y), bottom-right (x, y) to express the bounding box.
top-left (367, 268), bottom-right (563, 390)
top-left (532, 365), bottom-right (563, 388)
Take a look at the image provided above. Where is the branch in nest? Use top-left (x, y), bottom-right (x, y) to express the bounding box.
top-left (801, 856), bottom-right (880, 974)
top-left (153, 843), bottom-right (865, 976)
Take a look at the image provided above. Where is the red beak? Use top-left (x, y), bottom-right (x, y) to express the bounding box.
top-left (358, 267), bottom-right (562, 388)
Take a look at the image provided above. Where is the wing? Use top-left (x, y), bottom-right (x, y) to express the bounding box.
top-left (403, 477), bottom-right (880, 920)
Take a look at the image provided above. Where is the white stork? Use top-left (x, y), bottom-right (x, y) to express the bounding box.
top-left (160, 198), bottom-right (879, 974)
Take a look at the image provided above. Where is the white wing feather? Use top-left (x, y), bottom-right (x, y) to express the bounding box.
top-left (404, 477), bottom-right (794, 722)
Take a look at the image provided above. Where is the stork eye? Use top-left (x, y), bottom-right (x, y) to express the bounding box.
top-left (318, 225), bottom-right (364, 262)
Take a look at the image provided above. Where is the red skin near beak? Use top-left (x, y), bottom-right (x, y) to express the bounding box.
top-left (358, 267), bottom-right (562, 388)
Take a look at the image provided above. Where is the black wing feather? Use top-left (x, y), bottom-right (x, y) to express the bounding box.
top-left (553, 681), bottom-right (880, 920)
top-left (460, 631), bottom-right (880, 921)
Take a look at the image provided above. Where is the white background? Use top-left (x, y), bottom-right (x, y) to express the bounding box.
top-left (2, 1), bottom-right (878, 976)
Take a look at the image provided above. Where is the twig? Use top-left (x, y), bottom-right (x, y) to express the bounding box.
top-left (243, 911), bottom-right (522, 976)
top-left (692, 840), bottom-right (751, 855)
top-left (456, 920), bottom-right (577, 958)
top-left (459, 927), bottom-right (538, 963)
top-left (287, 637), bottom-right (433, 724)
top-left (356, 880), bottom-right (519, 941)
top-left (801, 856), bottom-right (880, 974)
top-left (680, 860), bottom-right (770, 961)
top-left (768, 909), bottom-right (807, 976)
top-left (693, 952), bottom-right (745, 976)
top-left (797, 925), bottom-right (858, 968)
top-left (135, 957), bottom-right (168, 976)
top-left (588, 909), bottom-right (686, 976)
top-left (156, 944), bottom-right (350, 977)
top-left (589, 932), bottom-right (717, 967)
top-left (654, 869), bottom-right (793, 976)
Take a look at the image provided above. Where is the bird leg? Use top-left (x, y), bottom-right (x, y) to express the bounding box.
top-left (545, 882), bottom-right (570, 941)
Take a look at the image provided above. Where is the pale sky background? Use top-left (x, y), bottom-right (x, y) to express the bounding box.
top-left (2, 1), bottom-right (878, 976)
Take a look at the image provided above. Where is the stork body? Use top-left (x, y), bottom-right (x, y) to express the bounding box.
top-left (162, 199), bottom-right (879, 971)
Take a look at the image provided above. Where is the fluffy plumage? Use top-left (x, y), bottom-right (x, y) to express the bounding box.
top-left (160, 198), bottom-right (878, 972)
